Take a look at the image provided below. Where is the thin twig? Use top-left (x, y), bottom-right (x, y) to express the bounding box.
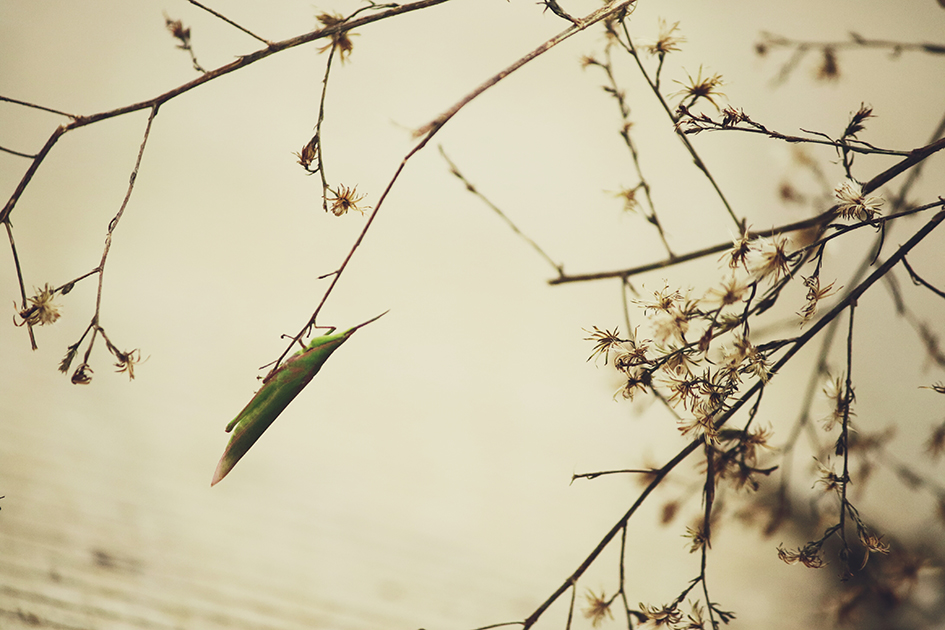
top-left (5, 221), bottom-right (36, 349)
top-left (187, 0), bottom-right (271, 45)
top-left (267, 0), bottom-right (637, 375)
top-left (592, 46), bottom-right (674, 256)
top-left (620, 23), bottom-right (742, 230)
top-left (414, 1), bottom-right (636, 138)
top-left (93, 105), bottom-right (160, 322)
top-left (902, 257), bottom-right (945, 300)
top-left (520, 207), bottom-right (945, 629)
top-left (315, 39), bottom-right (336, 210)
top-left (676, 108), bottom-right (912, 157)
top-left (548, 138), bottom-right (945, 286)
top-left (440, 146), bottom-right (563, 275)
top-left (0, 145), bottom-right (37, 159)
top-left (571, 468), bottom-right (657, 483)
top-left (836, 301), bottom-right (856, 573)
top-left (0, 0), bottom-right (455, 225)
top-left (0, 95), bottom-right (76, 118)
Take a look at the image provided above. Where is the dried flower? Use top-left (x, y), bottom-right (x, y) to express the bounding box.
top-left (857, 527), bottom-right (890, 568)
top-left (813, 458), bottom-right (845, 493)
top-left (638, 602), bottom-right (682, 626)
top-left (613, 186), bottom-right (640, 213)
top-left (294, 135), bottom-right (319, 170)
top-left (617, 367), bottom-right (652, 401)
top-left (638, 283), bottom-right (683, 315)
top-left (663, 372), bottom-right (701, 410)
top-left (750, 234), bottom-right (793, 284)
top-left (327, 185), bottom-right (369, 216)
top-left (584, 326), bottom-right (624, 364)
top-left (843, 103), bottom-right (874, 139)
top-left (834, 180), bottom-right (883, 221)
top-left (645, 19), bottom-right (685, 56)
top-left (164, 15), bottom-right (191, 48)
top-left (17, 283), bottom-right (61, 327)
top-left (723, 230), bottom-right (753, 271)
top-left (673, 66), bottom-right (725, 110)
top-left (639, 286), bottom-right (698, 345)
top-left (798, 275), bottom-right (839, 324)
top-left (683, 521), bottom-right (708, 552)
top-left (652, 309), bottom-right (691, 345)
top-left (661, 347), bottom-right (697, 376)
top-left (778, 541), bottom-right (827, 568)
top-left (720, 105), bottom-right (749, 128)
top-left (583, 590), bottom-right (614, 627)
top-left (686, 601), bottom-right (708, 629)
top-left (317, 13), bottom-right (357, 63)
top-left (114, 348), bottom-right (143, 381)
top-left (822, 373), bottom-right (854, 431)
top-left (721, 335), bottom-right (770, 383)
top-left (704, 274), bottom-right (749, 308)
top-left (678, 410), bottom-right (719, 444)
top-left (613, 339), bottom-right (651, 373)
top-left (71, 362), bottom-right (93, 385)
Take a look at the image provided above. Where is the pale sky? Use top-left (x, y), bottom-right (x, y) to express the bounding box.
top-left (2, 1), bottom-right (944, 628)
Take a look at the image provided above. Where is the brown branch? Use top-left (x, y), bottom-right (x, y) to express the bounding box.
top-left (548, 137), bottom-right (945, 285)
top-left (522, 206), bottom-right (945, 629)
top-left (415, 0), bottom-right (636, 138)
top-left (267, 0), bottom-right (638, 375)
top-left (5, 221), bottom-right (36, 349)
top-left (0, 95), bottom-right (76, 118)
top-left (0, 0), bottom-right (455, 225)
top-left (187, 0), bottom-right (271, 45)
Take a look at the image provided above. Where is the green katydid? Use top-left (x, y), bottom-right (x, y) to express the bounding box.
top-left (211, 312), bottom-right (386, 486)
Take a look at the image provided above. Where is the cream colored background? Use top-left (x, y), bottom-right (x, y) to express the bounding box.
top-left (2, 1), bottom-right (944, 628)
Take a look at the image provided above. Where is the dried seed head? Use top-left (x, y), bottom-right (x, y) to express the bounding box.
top-left (18, 283), bottom-right (61, 327)
top-left (750, 234), bottom-right (794, 284)
top-left (164, 15), bottom-right (191, 47)
top-left (834, 180), bottom-right (883, 221)
top-left (294, 136), bottom-right (319, 170)
top-left (582, 590), bottom-right (614, 627)
top-left (71, 362), bottom-right (93, 385)
top-left (327, 185), bottom-right (369, 216)
top-left (673, 66), bottom-right (725, 110)
top-left (645, 19), bottom-right (685, 56)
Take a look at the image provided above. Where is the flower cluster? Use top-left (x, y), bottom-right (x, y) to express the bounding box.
top-left (585, 279), bottom-right (775, 446)
top-left (58, 326), bottom-right (142, 385)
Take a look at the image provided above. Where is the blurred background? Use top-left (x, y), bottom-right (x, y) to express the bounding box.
top-left (2, 0), bottom-right (944, 628)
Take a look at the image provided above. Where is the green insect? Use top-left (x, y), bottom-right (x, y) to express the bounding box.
top-left (211, 312), bottom-right (386, 486)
